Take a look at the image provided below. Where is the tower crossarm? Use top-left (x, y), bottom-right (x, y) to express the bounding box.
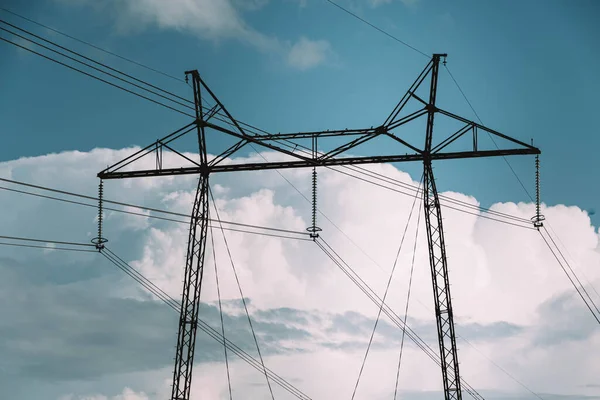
top-left (98, 147), bottom-right (539, 179)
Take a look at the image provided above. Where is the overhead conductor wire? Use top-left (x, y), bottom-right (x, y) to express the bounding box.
top-left (394, 195), bottom-right (422, 400)
top-left (99, 246), bottom-right (311, 400)
top-left (209, 186), bottom-right (275, 400)
top-left (351, 177), bottom-right (423, 399)
top-left (0, 7), bottom-right (187, 84)
top-left (209, 222), bottom-right (233, 400)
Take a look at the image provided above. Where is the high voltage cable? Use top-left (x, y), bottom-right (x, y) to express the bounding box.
top-left (209, 186), bottom-right (275, 399)
top-left (101, 246), bottom-right (312, 400)
top-left (544, 227), bottom-right (600, 317)
top-left (258, 134), bottom-right (532, 225)
top-left (0, 241), bottom-right (98, 253)
top-left (540, 228), bottom-right (600, 324)
top-left (0, 234), bottom-right (94, 247)
top-left (314, 237), bottom-right (484, 400)
top-left (324, 0), bottom-right (429, 58)
top-left (0, 178), bottom-right (309, 238)
top-left (315, 238), bottom-right (484, 400)
top-left (351, 177), bottom-right (422, 399)
top-left (394, 197), bottom-right (422, 400)
top-left (0, 20), bottom-right (192, 106)
top-left (0, 7), bottom-right (187, 84)
top-left (0, 35), bottom-right (194, 118)
top-left (209, 224), bottom-right (233, 400)
top-left (546, 223), bottom-right (600, 303)
top-left (0, 185), bottom-right (309, 241)
top-left (327, 166), bottom-right (534, 229)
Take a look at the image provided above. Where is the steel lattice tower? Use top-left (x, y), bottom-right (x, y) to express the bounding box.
top-left (97, 54), bottom-right (540, 400)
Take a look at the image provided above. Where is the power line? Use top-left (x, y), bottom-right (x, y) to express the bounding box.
top-left (546, 223), bottom-right (600, 303)
top-left (394, 196), bottom-right (422, 400)
top-left (0, 178), bottom-right (310, 238)
top-left (328, 165), bottom-right (534, 230)
top-left (539, 229), bottom-right (600, 325)
top-left (0, 35), bottom-right (194, 118)
top-left (0, 22), bottom-right (193, 113)
top-left (209, 225), bottom-right (233, 400)
top-left (351, 177), bottom-right (422, 399)
top-left (265, 135), bottom-right (533, 225)
top-left (0, 20), bottom-right (192, 106)
top-left (0, 185), bottom-right (310, 241)
top-left (324, 0), bottom-right (429, 58)
top-left (0, 7), bottom-right (187, 84)
top-left (101, 246), bottom-right (312, 400)
top-left (0, 241), bottom-right (97, 253)
top-left (541, 227), bottom-right (600, 322)
top-left (314, 237), bottom-right (484, 400)
top-left (209, 186), bottom-right (275, 399)
top-left (0, 234), bottom-right (95, 247)
top-left (544, 227), bottom-right (600, 316)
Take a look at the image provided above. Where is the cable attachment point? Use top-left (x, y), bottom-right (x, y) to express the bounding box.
top-left (531, 153), bottom-right (545, 229)
top-left (92, 179), bottom-right (108, 250)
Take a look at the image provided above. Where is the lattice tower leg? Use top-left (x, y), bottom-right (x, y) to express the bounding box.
top-left (423, 161), bottom-right (462, 400)
top-left (170, 174), bottom-right (210, 400)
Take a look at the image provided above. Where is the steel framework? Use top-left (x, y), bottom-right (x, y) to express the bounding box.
top-left (98, 54), bottom-right (540, 400)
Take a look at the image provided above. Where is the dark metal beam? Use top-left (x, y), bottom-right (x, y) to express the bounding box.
top-left (98, 148), bottom-right (539, 179)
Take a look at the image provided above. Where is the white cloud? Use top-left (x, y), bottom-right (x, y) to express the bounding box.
top-left (286, 37), bottom-right (333, 70)
top-left (1, 148), bottom-right (600, 399)
top-left (61, 0), bottom-right (333, 69)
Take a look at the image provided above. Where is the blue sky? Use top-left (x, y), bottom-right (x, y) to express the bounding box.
top-left (1, 0), bottom-right (599, 223)
top-left (1, 1), bottom-right (600, 399)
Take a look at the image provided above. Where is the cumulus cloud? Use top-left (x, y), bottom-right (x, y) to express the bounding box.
top-left (286, 37), bottom-right (333, 70)
top-left (60, 0), bottom-right (334, 70)
top-left (0, 148), bottom-right (599, 399)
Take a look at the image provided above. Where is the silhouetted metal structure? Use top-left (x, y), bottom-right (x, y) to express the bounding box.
top-left (98, 54), bottom-right (540, 400)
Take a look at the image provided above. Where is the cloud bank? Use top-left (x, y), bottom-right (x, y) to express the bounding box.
top-left (0, 148), bottom-right (599, 399)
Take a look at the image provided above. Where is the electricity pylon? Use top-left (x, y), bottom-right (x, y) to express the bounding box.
top-left (97, 54), bottom-right (540, 400)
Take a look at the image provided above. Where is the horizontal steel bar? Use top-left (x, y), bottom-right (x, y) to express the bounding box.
top-left (98, 148), bottom-right (539, 179)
